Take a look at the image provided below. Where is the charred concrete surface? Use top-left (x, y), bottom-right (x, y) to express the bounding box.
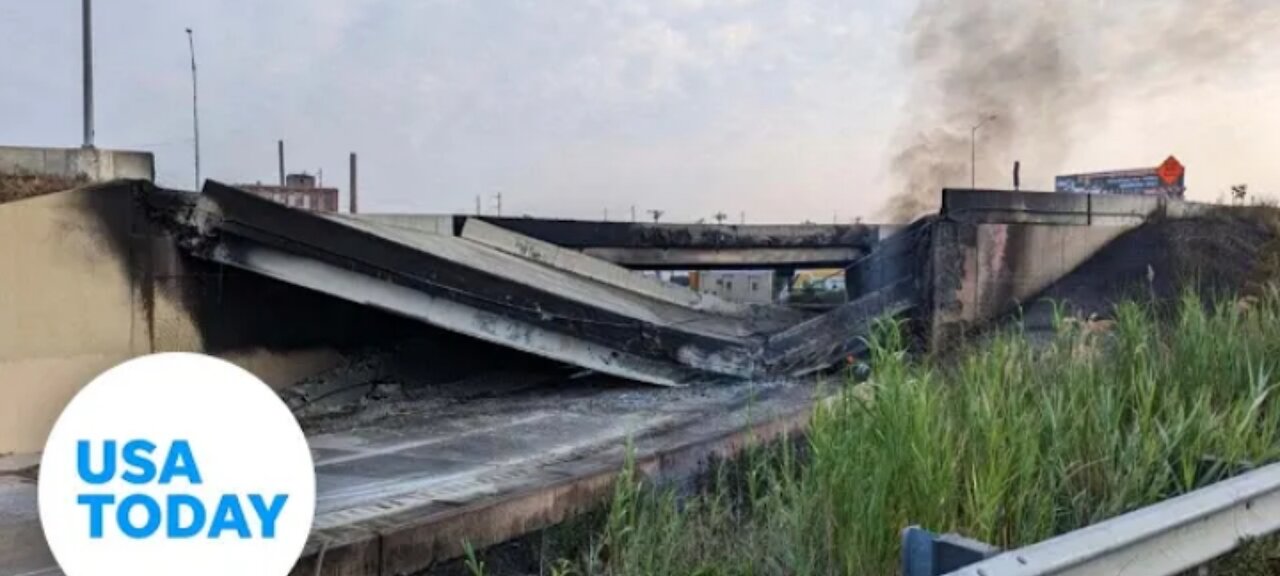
top-left (475, 216), bottom-right (878, 250)
top-left (924, 189), bottom-right (1216, 348)
top-left (287, 371), bottom-right (822, 576)
top-left (0, 368), bottom-right (829, 576)
top-left (1, 181), bottom-right (458, 453)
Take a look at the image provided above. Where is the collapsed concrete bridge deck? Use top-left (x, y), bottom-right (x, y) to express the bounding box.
top-left (172, 181), bottom-right (914, 386)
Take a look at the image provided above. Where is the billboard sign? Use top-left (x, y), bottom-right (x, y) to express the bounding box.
top-left (1055, 156), bottom-right (1185, 198)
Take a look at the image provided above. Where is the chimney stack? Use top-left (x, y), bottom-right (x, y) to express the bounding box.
top-left (277, 140), bottom-right (285, 186)
top-left (349, 152), bottom-right (358, 214)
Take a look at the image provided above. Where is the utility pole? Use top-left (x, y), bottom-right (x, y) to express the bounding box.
top-left (81, 0), bottom-right (94, 148)
top-left (186, 28), bottom-right (201, 190)
top-left (491, 192), bottom-right (502, 216)
top-left (277, 140), bottom-right (285, 186)
top-left (630, 205), bottom-right (636, 222)
top-left (740, 211), bottom-right (745, 225)
top-left (603, 207), bottom-right (608, 221)
top-left (475, 195), bottom-right (481, 215)
top-left (970, 114), bottom-right (997, 189)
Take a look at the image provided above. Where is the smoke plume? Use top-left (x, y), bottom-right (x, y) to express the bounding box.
top-left (886, 0), bottom-right (1280, 221)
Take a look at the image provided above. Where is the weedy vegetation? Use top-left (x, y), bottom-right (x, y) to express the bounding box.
top-left (462, 288), bottom-right (1280, 575)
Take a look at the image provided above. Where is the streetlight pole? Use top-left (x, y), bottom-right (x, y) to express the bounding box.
top-left (81, 0), bottom-right (94, 148)
top-left (970, 115), bottom-right (996, 189)
top-left (186, 28), bottom-right (201, 191)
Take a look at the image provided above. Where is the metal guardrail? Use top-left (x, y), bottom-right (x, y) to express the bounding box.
top-left (921, 461), bottom-right (1280, 576)
top-left (902, 527), bottom-right (1001, 576)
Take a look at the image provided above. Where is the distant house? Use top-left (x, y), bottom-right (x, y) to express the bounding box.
top-left (235, 173), bottom-right (339, 212)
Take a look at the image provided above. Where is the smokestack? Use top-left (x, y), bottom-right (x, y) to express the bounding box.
top-left (277, 140), bottom-right (285, 186)
top-left (349, 152), bottom-right (358, 214)
top-left (1014, 161), bottom-right (1021, 191)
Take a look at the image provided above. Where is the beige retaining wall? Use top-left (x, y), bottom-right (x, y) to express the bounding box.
top-left (0, 183), bottom-right (352, 454)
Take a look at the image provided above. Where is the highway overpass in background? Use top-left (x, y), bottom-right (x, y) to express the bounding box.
top-left (362, 213), bottom-right (887, 270)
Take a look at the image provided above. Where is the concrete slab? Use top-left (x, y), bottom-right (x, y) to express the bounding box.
top-left (186, 182), bottom-right (829, 383)
top-left (460, 218), bottom-right (742, 314)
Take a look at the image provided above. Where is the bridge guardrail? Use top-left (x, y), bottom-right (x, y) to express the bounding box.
top-left (905, 461), bottom-right (1280, 576)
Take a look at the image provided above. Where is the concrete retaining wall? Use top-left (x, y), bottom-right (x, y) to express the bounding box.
top-left (0, 182), bottom-right (419, 454)
top-left (925, 189), bottom-right (1207, 346)
top-left (927, 220), bottom-right (1130, 346)
top-left (0, 145), bottom-right (154, 183)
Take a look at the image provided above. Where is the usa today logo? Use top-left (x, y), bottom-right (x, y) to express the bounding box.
top-left (38, 353), bottom-right (316, 576)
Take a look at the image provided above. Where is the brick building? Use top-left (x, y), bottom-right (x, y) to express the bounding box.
top-left (236, 173), bottom-right (339, 212)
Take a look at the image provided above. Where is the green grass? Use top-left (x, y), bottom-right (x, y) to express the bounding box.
top-left (503, 289), bottom-right (1280, 575)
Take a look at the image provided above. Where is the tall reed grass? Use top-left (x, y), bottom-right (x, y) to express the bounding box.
top-left (536, 290), bottom-right (1280, 575)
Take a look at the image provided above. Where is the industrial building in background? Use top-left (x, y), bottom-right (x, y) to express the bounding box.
top-left (236, 172), bottom-right (339, 212)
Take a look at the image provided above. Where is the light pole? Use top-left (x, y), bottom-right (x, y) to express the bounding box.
top-left (970, 114), bottom-right (997, 189)
top-left (186, 28), bottom-right (201, 191)
top-left (81, 0), bottom-right (94, 148)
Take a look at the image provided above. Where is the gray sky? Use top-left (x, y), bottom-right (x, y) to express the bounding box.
top-left (2, 1), bottom-right (1278, 222)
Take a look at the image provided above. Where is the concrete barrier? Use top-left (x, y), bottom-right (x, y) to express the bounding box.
top-left (0, 145), bottom-right (154, 183)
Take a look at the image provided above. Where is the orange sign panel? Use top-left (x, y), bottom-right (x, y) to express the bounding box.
top-left (1157, 156), bottom-right (1184, 186)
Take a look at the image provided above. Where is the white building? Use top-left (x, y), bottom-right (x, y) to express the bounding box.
top-left (692, 270), bottom-right (776, 304)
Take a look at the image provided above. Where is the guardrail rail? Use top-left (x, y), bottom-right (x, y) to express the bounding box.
top-left (905, 461), bottom-right (1280, 576)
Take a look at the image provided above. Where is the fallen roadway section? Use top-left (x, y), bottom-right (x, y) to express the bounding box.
top-left (177, 182), bottom-right (912, 386)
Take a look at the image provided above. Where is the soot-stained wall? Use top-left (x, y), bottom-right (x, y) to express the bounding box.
top-left (0, 181), bottom-right (423, 453)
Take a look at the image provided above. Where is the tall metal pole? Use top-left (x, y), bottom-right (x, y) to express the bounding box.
top-left (970, 115), bottom-right (996, 190)
top-left (970, 126), bottom-right (976, 189)
top-left (81, 0), bottom-right (94, 148)
top-left (186, 28), bottom-right (201, 191)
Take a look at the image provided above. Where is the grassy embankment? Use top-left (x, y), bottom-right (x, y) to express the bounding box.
top-left (474, 289), bottom-right (1280, 576)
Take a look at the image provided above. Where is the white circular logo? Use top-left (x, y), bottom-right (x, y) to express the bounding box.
top-left (38, 353), bottom-right (316, 576)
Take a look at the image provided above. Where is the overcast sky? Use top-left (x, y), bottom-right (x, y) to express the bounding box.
top-left (2, 1), bottom-right (1278, 222)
